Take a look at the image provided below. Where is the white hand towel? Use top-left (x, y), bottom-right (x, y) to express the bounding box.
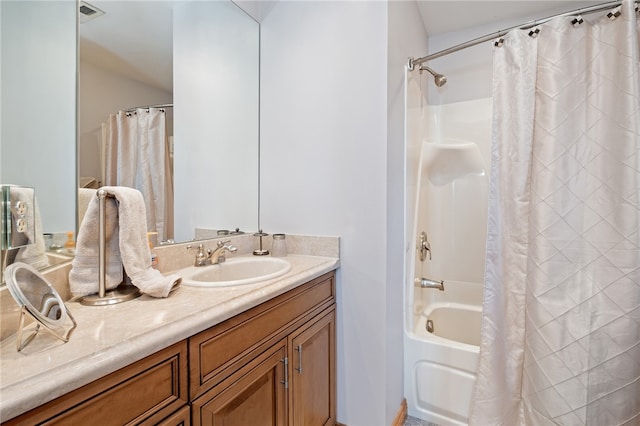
top-left (69, 190), bottom-right (123, 296)
top-left (108, 187), bottom-right (180, 298)
top-left (69, 186), bottom-right (180, 298)
top-left (78, 188), bottom-right (97, 226)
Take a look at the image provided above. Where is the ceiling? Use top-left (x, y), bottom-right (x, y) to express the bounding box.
top-left (417, 1), bottom-right (607, 36)
top-left (78, 0), bottom-right (614, 93)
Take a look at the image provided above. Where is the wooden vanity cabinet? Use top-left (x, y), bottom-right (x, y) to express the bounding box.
top-left (4, 341), bottom-right (189, 426)
top-left (3, 271), bottom-right (336, 426)
top-left (190, 271), bottom-right (336, 426)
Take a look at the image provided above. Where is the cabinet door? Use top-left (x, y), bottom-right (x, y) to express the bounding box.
top-left (193, 341), bottom-right (288, 426)
top-left (289, 309), bottom-right (336, 426)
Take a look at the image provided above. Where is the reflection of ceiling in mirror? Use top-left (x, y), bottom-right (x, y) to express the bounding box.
top-left (79, 1), bottom-right (174, 92)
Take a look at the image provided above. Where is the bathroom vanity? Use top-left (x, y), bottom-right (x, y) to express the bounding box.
top-left (0, 248), bottom-right (338, 426)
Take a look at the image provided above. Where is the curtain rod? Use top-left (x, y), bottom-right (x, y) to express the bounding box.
top-left (123, 103), bottom-right (174, 113)
top-left (408, 0), bottom-right (625, 70)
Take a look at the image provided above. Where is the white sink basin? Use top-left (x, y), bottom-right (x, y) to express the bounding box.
top-left (179, 256), bottom-right (291, 287)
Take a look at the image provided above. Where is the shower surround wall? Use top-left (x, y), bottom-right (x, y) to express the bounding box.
top-left (415, 98), bottom-right (492, 284)
top-left (404, 64), bottom-right (492, 422)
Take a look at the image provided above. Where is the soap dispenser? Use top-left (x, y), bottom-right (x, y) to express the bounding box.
top-left (147, 232), bottom-right (159, 268)
top-left (64, 231), bottom-right (75, 254)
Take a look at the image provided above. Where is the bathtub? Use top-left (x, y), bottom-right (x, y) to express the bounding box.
top-left (405, 280), bottom-right (483, 425)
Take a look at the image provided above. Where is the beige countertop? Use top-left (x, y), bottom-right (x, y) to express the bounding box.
top-left (0, 252), bottom-right (339, 421)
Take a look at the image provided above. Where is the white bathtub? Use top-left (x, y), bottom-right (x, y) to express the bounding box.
top-left (405, 280), bottom-right (483, 425)
top-left (423, 302), bottom-right (482, 347)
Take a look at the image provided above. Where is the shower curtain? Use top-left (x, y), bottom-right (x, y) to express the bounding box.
top-left (105, 108), bottom-right (174, 242)
top-left (471, 2), bottom-right (640, 425)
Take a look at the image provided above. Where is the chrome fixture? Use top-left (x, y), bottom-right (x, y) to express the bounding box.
top-left (187, 244), bottom-right (212, 266)
top-left (418, 231), bottom-right (432, 262)
top-left (210, 240), bottom-right (237, 264)
top-left (253, 230), bottom-right (270, 256)
top-left (407, 1), bottom-right (622, 67)
top-left (426, 319), bottom-right (435, 334)
top-left (419, 65), bottom-right (447, 87)
top-left (187, 240), bottom-right (237, 267)
top-left (415, 277), bottom-right (445, 291)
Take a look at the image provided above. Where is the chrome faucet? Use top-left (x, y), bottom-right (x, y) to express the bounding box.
top-left (210, 240), bottom-right (238, 264)
top-left (415, 277), bottom-right (445, 291)
top-left (187, 241), bottom-right (237, 267)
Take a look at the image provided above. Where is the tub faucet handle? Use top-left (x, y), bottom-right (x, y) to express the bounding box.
top-left (419, 232), bottom-right (432, 261)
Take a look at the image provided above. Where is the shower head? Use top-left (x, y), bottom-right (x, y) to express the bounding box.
top-left (419, 65), bottom-right (447, 87)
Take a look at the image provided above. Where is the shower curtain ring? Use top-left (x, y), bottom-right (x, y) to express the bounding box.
top-left (607, 8), bottom-right (621, 19)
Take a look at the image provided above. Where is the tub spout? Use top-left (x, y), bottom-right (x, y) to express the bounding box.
top-left (415, 277), bottom-right (445, 291)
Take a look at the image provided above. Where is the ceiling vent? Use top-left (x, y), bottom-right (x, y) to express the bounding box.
top-left (79, 1), bottom-right (105, 23)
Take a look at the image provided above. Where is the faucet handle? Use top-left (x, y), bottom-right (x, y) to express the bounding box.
top-left (187, 244), bottom-right (212, 266)
top-left (186, 243), bottom-right (207, 256)
top-left (418, 232), bottom-right (432, 261)
top-left (217, 240), bottom-right (237, 252)
top-left (217, 240), bottom-right (231, 248)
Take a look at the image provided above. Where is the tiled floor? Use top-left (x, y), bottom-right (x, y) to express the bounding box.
top-left (404, 415), bottom-right (439, 426)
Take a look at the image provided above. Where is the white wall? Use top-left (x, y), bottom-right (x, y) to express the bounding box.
top-left (260, 1), bottom-right (428, 424)
top-left (78, 60), bottom-right (172, 184)
top-left (260, 3), bottom-right (388, 422)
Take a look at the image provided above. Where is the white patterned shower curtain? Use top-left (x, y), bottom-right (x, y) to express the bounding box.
top-left (105, 108), bottom-right (174, 242)
top-left (470, 1), bottom-right (640, 425)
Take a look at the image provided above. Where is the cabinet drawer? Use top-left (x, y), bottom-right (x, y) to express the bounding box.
top-left (190, 271), bottom-right (335, 399)
top-left (5, 341), bottom-right (189, 426)
top-left (158, 405), bottom-right (191, 426)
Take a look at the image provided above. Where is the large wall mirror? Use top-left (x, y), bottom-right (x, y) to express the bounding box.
top-left (80, 0), bottom-right (260, 243)
top-left (1, 0), bottom-right (77, 247)
top-left (1, 0), bottom-right (260, 274)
